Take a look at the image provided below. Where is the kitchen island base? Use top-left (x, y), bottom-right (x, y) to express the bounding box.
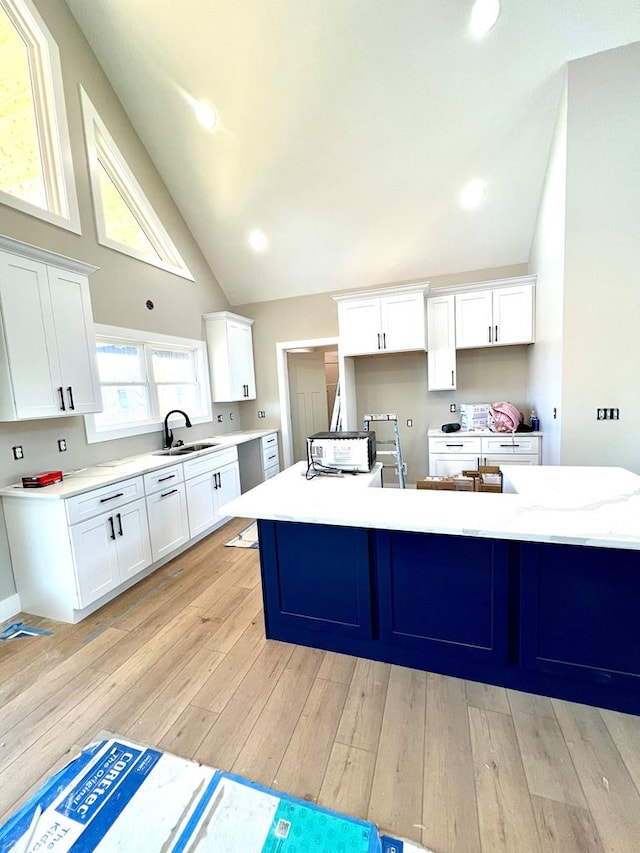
top-left (258, 519), bottom-right (640, 716)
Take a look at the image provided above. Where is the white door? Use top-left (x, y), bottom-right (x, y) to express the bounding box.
top-left (147, 483), bottom-right (189, 561)
top-left (288, 351), bottom-right (329, 462)
top-left (338, 299), bottom-right (382, 355)
top-left (113, 498), bottom-right (152, 580)
top-left (427, 295), bottom-right (456, 390)
top-left (185, 471), bottom-right (217, 538)
top-left (47, 268), bottom-right (101, 414)
top-left (0, 251), bottom-right (63, 419)
top-left (228, 320), bottom-right (256, 399)
top-left (455, 290), bottom-right (493, 348)
top-left (493, 285), bottom-right (534, 345)
top-left (215, 461), bottom-right (241, 518)
top-left (380, 291), bottom-right (426, 352)
top-left (429, 454), bottom-right (480, 476)
top-left (70, 513), bottom-right (119, 607)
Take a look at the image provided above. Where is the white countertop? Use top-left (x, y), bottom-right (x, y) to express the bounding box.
top-left (428, 427), bottom-right (544, 437)
top-left (220, 462), bottom-right (640, 551)
top-left (0, 430), bottom-right (276, 500)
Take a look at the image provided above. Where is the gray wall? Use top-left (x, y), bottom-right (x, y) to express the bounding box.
top-left (0, 0), bottom-right (232, 605)
top-left (529, 42), bottom-right (640, 473)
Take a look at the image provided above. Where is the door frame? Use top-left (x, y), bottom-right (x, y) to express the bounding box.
top-left (276, 337), bottom-right (339, 468)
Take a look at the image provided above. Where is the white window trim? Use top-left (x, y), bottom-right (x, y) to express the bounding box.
top-left (80, 88), bottom-right (194, 281)
top-left (85, 324), bottom-right (212, 444)
top-left (0, 0), bottom-right (81, 232)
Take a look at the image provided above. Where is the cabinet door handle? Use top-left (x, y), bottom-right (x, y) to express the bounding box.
top-left (158, 474), bottom-right (176, 483)
top-left (100, 492), bottom-right (124, 503)
top-left (267, 454), bottom-right (276, 461)
top-left (499, 443), bottom-right (520, 447)
top-left (451, 370), bottom-right (454, 386)
top-left (58, 387), bottom-right (66, 411)
top-left (488, 326), bottom-right (492, 343)
top-left (160, 488), bottom-right (178, 498)
top-left (495, 325), bottom-right (498, 343)
top-left (116, 512), bottom-right (123, 536)
top-left (446, 444), bottom-right (464, 448)
top-left (382, 332), bottom-right (386, 349)
top-left (377, 333), bottom-right (381, 350)
top-left (108, 516), bottom-right (116, 540)
top-left (213, 473), bottom-right (218, 490)
top-left (66, 386), bottom-right (75, 410)
top-left (217, 472), bottom-right (221, 488)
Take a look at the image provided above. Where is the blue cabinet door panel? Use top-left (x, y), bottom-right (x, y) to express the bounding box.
top-left (259, 520), bottom-right (373, 638)
top-left (520, 543), bottom-right (640, 689)
top-left (376, 531), bottom-right (510, 663)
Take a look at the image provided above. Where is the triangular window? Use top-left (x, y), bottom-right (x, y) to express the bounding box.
top-left (0, 0), bottom-right (81, 231)
top-left (81, 88), bottom-right (193, 280)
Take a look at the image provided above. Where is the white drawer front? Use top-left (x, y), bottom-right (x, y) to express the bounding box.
top-left (66, 477), bottom-right (145, 525)
top-left (182, 446), bottom-right (238, 480)
top-left (429, 436), bottom-right (482, 454)
top-left (260, 433), bottom-right (278, 451)
top-left (262, 445), bottom-right (280, 471)
top-left (143, 464), bottom-right (184, 495)
top-left (264, 462), bottom-right (281, 481)
top-left (482, 435), bottom-right (540, 455)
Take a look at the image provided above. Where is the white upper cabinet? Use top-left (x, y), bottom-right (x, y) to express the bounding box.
top-left (426, 294), bottom-right (456, 390)
top-left (203, 311), bottom-right (256, 402)
top-left (0, 237), bottom-right (101, 421)
top-left (335, 284), bottom-right (428, 356)
top-left (455, 281), bottom-right (535, 349)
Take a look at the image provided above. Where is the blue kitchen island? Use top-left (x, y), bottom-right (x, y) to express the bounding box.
top-left (221, 463), bottom-right (640, 715)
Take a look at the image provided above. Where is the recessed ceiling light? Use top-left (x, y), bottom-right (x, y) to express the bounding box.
top-left (194, 101), bottom-right (217, 130)
top-left (248, 229), bottom-right (268, 252)
top-left (460, 179), bottom-right (487, 209)
top-left (469, 0), bottom-right (501, 37)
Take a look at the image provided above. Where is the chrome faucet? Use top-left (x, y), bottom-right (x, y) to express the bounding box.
top-left (163, 409), bottom-right (192, 448)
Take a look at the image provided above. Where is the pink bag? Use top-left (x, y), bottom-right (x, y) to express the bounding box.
top-left (488, 401), bottom-right (520, 433)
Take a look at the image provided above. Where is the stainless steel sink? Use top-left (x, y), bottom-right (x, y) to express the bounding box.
top-left (153, 442), bottom-right (219, 457)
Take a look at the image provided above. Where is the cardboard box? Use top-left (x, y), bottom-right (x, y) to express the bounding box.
top-left (0, 736), bottom-right (434, 852)
top-left (461, 466), bottom-right (503, 493)
top-left (417, 475), bottom-right (475, 491)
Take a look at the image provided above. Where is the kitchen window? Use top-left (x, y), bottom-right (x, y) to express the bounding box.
top-left (0, 0), bottom-right (81, 232)
top-left (85, 325), bottom-right (211, 443)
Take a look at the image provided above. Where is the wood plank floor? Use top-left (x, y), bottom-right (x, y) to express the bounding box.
top-left (1, 517), bottom-right (640, 852)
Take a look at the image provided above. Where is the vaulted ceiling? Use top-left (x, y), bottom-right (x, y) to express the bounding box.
top-left (64, 1), bottom-right (640, 305)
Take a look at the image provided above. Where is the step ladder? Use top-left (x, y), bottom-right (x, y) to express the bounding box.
top-left (363, 413), bottom-right (405, 488)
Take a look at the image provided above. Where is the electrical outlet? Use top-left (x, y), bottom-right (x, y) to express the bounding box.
top-left (611, 408), bottom-right (620, 420)
top-left (12, 445), bottom-right (23, 460)
top-left (257, 410), bottom-right (266, 419)
top-left (449, 403), bottom-right (457, 413)
top-left (406, 419), bottom-right (413, 427)
top-left (229, 412), bottom-right (234, 421)
top-left (58, 439), bottom-right (67, 452)
top-left (597, 408), bottom-right (606, 420)
top-left (217, 414), bottom-right (223, 423)
top-left (553, 407), bottom-right (557, 420)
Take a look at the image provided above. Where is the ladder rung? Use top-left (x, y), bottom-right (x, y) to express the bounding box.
top-left (377, 439), bottom-right (397, 445)
top-left (363, 413), bottom-right (398, 421)
top-left (377, 450), bottom-right (398, 456)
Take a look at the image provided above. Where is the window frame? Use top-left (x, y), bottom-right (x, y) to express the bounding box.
top-left (85, 324), bottom-right (212, 444)
top-left (0, 0), bottom-right (81, 232)
top-left (80, 87), bottom-right (194, 281)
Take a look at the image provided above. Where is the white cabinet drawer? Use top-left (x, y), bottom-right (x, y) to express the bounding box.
top-left (482, 436), bottom-right (540, 455)
top-left (260, 433), bottom-right (278, 451)
top-left (429, 436), bottom-right (482, 454)
top-left (262, 445), bottom-right (280, 471)
top-left (264, 463), bottom-right (281, 481)
top-left (143, 464), bottom-right (184, 495)
top-left (182, 446), bottom-right (238, 479)
top-left (66, 477), bottom-right (145, 525)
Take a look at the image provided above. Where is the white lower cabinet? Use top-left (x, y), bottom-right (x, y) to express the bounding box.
top-left (261, 433), bottom-right (280, 480)
top-left (146, 484), bottom-right (190, 562)
top-left (184, 447), bottom-right (241, 538)
top-left (428, 433), bottom-right (541, 475)
top-left (70, 497), bottom-right (151, 606)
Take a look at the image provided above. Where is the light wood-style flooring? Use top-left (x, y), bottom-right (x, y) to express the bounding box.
top-left (1, 517), bottom-right (640, 852)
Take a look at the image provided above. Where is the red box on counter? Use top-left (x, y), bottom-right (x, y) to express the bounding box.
top-left (21, 470), bottom-right (63, 488)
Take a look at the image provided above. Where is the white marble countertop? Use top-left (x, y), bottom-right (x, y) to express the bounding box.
top-left (0, 429), bottom-right (276, 500)
top-left (221, 462), bottom-right (640, 551)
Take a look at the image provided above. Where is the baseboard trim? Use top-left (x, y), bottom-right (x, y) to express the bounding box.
top-left (0, 593), bottom-right (21, 624)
